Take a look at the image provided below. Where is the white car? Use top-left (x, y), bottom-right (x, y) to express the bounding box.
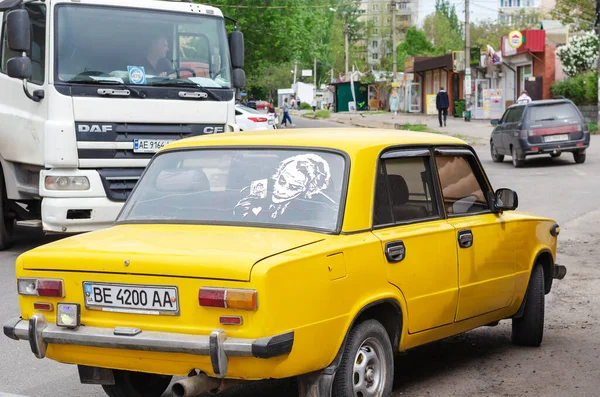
top-left (235, 105), bottom-right (275, 131)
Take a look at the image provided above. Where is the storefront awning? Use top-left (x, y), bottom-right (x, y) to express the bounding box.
top-left (414, 54), bottom-right (453, 73)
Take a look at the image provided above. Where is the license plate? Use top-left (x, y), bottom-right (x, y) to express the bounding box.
top-left (133, 139), bottom-right (175, 153)
top-left (544, 134), bottom-right (569, 143)
top-left (83, 282), bottom-right (179, 315)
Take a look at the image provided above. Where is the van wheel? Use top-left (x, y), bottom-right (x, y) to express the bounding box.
top-left (0, 170), bottom-right (14, 250)
top-left (101, 370), bottom-right (172, 397)
top-left (511, 264), bottom-right (545, 347)
top-left (511, 147), bottom-right (525, 168)
top-left (573, 151), bottom-right (586, 164)
top-left (490, 141), bottom-right (504, 162)
top-left (332, 319), bottom-right (394, 397)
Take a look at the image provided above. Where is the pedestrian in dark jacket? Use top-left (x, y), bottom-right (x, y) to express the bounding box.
top-left (436, 87), bottom-right (450, 127)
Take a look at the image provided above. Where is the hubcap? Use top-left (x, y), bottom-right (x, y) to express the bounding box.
top-left (352, 337), bottom-right (386, 397)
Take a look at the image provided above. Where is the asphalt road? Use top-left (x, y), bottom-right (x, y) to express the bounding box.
top-left (1, 118), bottom-right (599, 397)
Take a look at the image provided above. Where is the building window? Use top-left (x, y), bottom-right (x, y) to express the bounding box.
top-left (398, 2), bottom-right (408, 8)
top-left (373, 4), bottom-right (379, 11)
top-left (372, 41), bottom-right (378, 48)
top-left (387, 17), bottom-right (391, 24)
top-left (374, 28), bottom-right (379, 34)
top-left (373, 53), bottom-right (379, 60)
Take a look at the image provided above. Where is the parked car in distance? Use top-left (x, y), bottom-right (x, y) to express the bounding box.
top-left (490, 99), bottom-right (590, 167)
top-left (235, 104), bottom-right (274, 131)
top-left (4, 129), bottom-right (566, 397)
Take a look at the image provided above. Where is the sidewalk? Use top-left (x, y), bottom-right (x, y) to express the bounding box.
top-left (293, 109), bottom-right (494, 146)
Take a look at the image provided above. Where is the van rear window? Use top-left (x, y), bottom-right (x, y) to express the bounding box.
top-left (527, 103), bottom-right (580, 122)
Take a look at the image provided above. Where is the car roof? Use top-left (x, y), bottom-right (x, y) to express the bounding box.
top-left (164, 128), bottom-right (467, 155)
top-left (510, 99), bottom-right (574, 108)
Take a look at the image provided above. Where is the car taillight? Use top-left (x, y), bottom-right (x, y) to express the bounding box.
top-left (17, 278), bottom-right (64, 297)
top-left (198, 287), bottom-right (257, 310)
top-left (248, 117), bottom-right (268, 123)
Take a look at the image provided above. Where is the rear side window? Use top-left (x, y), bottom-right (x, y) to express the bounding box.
top-left (526, 103), bottom-right (580, 122)
top-left (373, 154), bottom-right (439, 226)
top-left (505, 106), bottom-right (524, 123)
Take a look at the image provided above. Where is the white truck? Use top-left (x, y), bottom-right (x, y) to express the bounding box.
top-left (0, 0), bottom-right (246, 249)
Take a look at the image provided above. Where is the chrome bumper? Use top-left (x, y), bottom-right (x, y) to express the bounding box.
top-left (3, 314), bottom-right (294, 378)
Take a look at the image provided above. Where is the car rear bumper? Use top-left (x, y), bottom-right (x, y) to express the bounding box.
top-left (3, 314), bottom-right (294, 378)
top-left (519, 132), bottom-right (590, 155)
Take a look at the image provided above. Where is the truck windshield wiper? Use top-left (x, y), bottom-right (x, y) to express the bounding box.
top-left (66, 78), bottom-right (146, 98)
top-left (150, 80), bottom-right (222, 101)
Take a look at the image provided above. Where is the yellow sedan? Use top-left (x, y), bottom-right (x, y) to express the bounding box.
top-left (4, 129), bottom-right (566, 397)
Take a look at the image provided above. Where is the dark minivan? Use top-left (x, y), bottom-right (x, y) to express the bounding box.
top-left (490, 99), bottom-right (590, 167)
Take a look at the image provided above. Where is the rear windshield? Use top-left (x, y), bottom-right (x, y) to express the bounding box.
top-left (117, 149), bottom-right (346, 232)
top-left (526, 103), bottom-right (580, 122)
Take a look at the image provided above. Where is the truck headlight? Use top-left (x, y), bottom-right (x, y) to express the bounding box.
top-left (45, 176), bottom-right (90, 191)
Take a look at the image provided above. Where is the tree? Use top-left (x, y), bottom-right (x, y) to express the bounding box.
top-left (555, 31), bottom-right (599, 76)
top-left (435, 0), bottom-right (462, 37)
top-left (423, 13), bottom-right (464, 52)
top-left (396, 27), bottom-right (435, 71)
top-left (550, 0), bottom-right (595, 32)
top-left (469, 9), bottom-right (543, 49)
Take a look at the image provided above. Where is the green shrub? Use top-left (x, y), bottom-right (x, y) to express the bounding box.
top-left (453, 100), bottom-right (465, 117)
top-left (551, 72), bottom-right (598, 105)
top-left (589, 122), bottom-right (598, 134)
top-left (300, 102), bottom-right (312, 110)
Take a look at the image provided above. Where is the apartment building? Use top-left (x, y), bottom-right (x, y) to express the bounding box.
top-left (499, 0), bottom-right (556, 23)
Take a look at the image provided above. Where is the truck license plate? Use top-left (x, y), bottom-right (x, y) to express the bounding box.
top-left (83, 282), bottom-right (179, 315)
top-left (544, 134), bottom-right (568, 143)
top-left (133, 139), bottom-right (175, 153)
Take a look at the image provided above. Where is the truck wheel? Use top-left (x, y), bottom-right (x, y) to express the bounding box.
top-left (0, 170), bottom-right (14, 250)
top-left (490, 141), bottom-right (504, 163)
top-left (332, 319), bottom-right (394, 397)
top-left (101, 370), bottom-right (172, 397)
top-left (573, 151), bottom-right (586, 164)
top-left (511, 264), bottom-right (545, 347)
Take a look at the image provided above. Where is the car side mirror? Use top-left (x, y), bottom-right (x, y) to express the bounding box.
top-left (494, 188), bottom-right (518, 212)
top-left (7, 9), bottom-right (31, 52)
top-left (491, 119), bottom-right (500, 126)
top-left (228, 30), bottom-right (244, 69)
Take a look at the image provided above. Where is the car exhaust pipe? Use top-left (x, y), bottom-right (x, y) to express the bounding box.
top-left (171, 373), bottom-right (221, 397)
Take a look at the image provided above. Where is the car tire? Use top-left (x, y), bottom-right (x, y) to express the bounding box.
top-left (490, 141), bottom-right (504, 162)
top-left (511, 264), bottom-right (545, 347)
top-left (511, 147), bottom-right (524, 168)
top-left (101, 370), bottom-right (172, 397)
top-left (573, 151), bottom-right (586, 164)
top-left (0, 170), bottom-right (14, 251)
top-left (332, 319), bottom-right (394, 397)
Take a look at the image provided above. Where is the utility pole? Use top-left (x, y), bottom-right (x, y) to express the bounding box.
top-left (293, 60), bottom-right (298, 85)
top-left (345, 21), bottom-right (349, 78)
top-left (391, 0), bottom-right (397, 79)
top-left (464, 0), bottom-right (471, 119)
top-left (314, 56), bottom-right (317, 88)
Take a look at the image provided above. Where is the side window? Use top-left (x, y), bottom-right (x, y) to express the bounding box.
top-left (435, 154), bottom-right (491, 216)
top-left (506, 106), bottom-right (524, 123)
top-left (374, 155), bottom-right (439, 226)
top-left (1, 4), bottom-right (46, 84)
top-left (500, 109), bottom-right (511, 124)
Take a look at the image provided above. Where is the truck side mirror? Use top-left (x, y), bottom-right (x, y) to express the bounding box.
top-left (228, 30), bottom-right (244, 69)
top-left (7, 56), bottom-right (31, 79)
top-left (7, 9), bottom-right (31, 52)
top-left (232, 68), bottom-right (246, 89)
top-left (0, 0), bottom-right (23, 12)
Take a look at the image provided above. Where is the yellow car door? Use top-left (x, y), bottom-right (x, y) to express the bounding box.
top-left (434, 147), bottom-right (516, 322)
top-left (371, 148), bottom-right (459, 334)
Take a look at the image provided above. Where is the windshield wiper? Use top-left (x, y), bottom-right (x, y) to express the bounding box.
top-left (150, 80), bottom-right (222, 101)
top-left (66, 78), bottom-right (146, 98)
top-left (535, 117), bottom-right (556, 122)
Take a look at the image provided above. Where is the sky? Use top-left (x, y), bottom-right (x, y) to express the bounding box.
top-left (415, 0), bottom-right (500, 27)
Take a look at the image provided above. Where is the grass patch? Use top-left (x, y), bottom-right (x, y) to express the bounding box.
top-left (304, 112), bottom-right (316, 118)
top-left (399, 123), bottom-right (435, 133)
top-left (364, 110), bottom-right (388, 115)
top-left (589, 122), bottom-right (598, 134)
top-left (315, 110), bottom-right (331, 119)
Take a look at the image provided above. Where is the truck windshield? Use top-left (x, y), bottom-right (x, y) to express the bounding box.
top-left (55, 5), bottom-right (232, 89)
top-left (117, 149), bottom-right (346, 233)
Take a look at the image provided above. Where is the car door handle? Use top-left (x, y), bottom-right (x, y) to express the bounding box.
top-left (458, 229), bottom-right (473, 248)
top-left (385, 241), bottom-right (406, 263)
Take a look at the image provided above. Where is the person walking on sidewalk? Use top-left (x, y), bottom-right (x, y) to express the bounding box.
top-left (436, 87), bottom-right (449, 127)
top-left (281, 97), bottom-right (293, 127)
top-left (389, 89), bottom-right (399, 118)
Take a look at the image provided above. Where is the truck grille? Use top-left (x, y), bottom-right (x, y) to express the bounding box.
top-left (98, 168), bottom-right (145, 202)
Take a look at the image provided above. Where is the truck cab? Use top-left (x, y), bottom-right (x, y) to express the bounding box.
top-left (0, 0), bottom-right (245, 248)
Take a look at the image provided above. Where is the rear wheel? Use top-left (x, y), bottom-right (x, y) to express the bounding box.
top-left (332, 319), bottom-right (394, 397)
top-left (512, 264), bottom-right (545, 347)
top-left (511, 146), bottom-right (525, 168)
top-left (573, 151), bottom-right (586, 164)
top-left (101, 370), bottom-right (172, 397)
top-left (490, 141), bottom-right (504, 163)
